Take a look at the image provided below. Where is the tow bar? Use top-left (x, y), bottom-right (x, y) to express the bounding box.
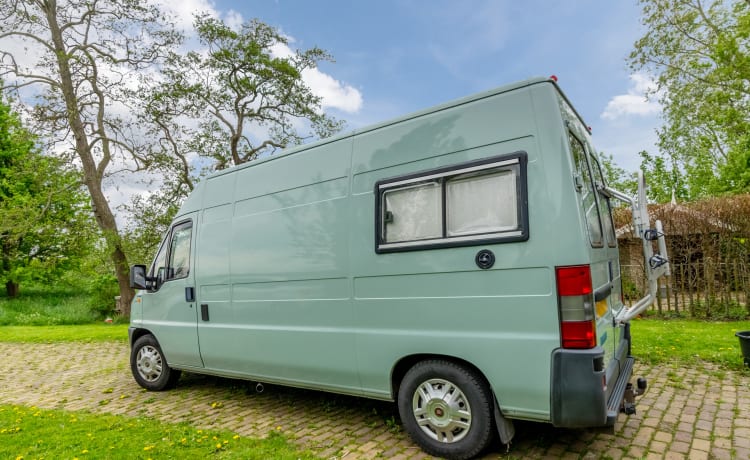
top-left (621, 377), bottom-right (648, 415)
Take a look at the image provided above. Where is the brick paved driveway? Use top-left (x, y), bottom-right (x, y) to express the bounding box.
top-left (1, 341), bottom-right (748, 459)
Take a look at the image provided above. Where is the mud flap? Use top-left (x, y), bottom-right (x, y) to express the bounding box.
top-left (493, 395), bottom-right (515, 446)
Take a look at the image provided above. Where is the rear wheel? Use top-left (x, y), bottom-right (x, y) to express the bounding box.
top-left (397, 360), bottom-right (494, 460)
top-left (130, 334), bottom-right (181, 391)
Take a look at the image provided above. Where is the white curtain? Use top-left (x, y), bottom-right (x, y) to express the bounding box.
top-left (384, 182), bottom-right (442, 242)
top-left (446, 171), bottom-right (517, 236)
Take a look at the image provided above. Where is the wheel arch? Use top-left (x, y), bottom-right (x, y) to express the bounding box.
top-left (129, 327), bottom-right (155, 347)
top-left (390, 354), bottom-right (491, 400)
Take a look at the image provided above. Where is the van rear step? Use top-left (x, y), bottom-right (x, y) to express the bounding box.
top-left (606, 357), bottom-right (647, 425)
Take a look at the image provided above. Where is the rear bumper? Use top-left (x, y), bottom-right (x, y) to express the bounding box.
top-left (550, 346), bottom-right (634, 428)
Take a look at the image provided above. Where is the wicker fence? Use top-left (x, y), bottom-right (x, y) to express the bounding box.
top-left (622, 260), bottom-right (749, 318)
top-left (615, 194), bottom-right (750, 318)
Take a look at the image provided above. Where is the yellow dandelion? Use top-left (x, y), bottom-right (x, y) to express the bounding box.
top-left (233, 434), bottom-right (240, 440)
top-left (276, 426), bottom-right (282, 431)
top-left (81, 450), bottom-right (89, 454)
top-left (216, 443), bottom-right (222, 449)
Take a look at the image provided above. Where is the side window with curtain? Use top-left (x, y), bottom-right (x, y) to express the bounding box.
top-left (376, 152), bottom-right (528, 252)
top-left (568, 133), bottom-right (603, 247)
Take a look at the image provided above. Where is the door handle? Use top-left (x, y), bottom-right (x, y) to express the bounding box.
top-left (200, 304), bottom-right (209, 321)
top-left (594, 282), bottom-right (613, 302)
top-left (185, 287), bottom-right (195, 302)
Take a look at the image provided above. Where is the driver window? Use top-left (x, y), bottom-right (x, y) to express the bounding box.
top-left (149, 235), bottom-right (169, 280)
top-left (168, 222), bottom-right (192, 280)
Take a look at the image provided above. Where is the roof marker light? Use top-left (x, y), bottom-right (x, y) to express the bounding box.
top-left (549, 75), bottom-right (558, 82)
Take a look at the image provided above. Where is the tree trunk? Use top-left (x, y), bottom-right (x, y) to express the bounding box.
top-left (5, 280), bottom-right (18, 298)
top-left (44, 0), bottom-right (134, 315)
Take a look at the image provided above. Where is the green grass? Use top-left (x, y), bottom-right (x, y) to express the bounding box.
top-left (0, 404), bottom-right (315, 460)
top-left (631, 318), bottom-right (750, 371)
top-left (0, 324), bottom-right (128, 343)
top-left (0, 284), bottom-right (99, 326)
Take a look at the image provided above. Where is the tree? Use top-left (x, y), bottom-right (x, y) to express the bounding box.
top-left (119, 13), bottom-right (347, 268)
top-left (0, 0), bottom-right (181, 313)
top-left (151, 14), bottom-right (344, 174)
top-left (638, 150), bottom-right (688, 203)
top-left (0, 92), bottom-right (95, 297)
top-left (599, 152), bottom-right (637, 198)
top-left (630, 0), bottom-right (750, 199)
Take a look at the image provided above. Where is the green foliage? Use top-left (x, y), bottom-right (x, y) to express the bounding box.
top-left (0, 284), bottom-right (97, 326)
top-left (631, 318), bottom-right (750, 372)
top-left (689, 299), bottom-right (749, 321)
top-left (86, 273), bottom-right (120, 317)
top-left (0, 93), bottom-right (97, 296)
top-left (0, 324), bottom-right (128, 342)
top-left (0, 404), bottom-right (315, 459)
top-left (630, 0), bottom-right (750, 199)
top-left (599, 151), bottom-right (637, 197)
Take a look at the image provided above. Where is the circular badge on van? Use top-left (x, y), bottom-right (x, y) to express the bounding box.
top-left (475, 249), bottom-right (495, 269)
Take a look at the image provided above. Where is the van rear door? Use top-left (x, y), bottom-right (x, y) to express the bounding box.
top-left (567, 133), bottom-right (620, 391)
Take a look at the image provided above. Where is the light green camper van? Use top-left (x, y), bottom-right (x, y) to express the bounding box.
top-left (128, 77), bottom-right (669, 459)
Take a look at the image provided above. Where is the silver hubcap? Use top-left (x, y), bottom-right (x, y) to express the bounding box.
top-left (136, 345), bottom-right (163, 382)
top-left (412, 378), bottom-right (472, 443)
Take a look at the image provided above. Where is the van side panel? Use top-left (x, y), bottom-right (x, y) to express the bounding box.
top-left (194, 140), bottom-right (361, 392)
top-left (349, 85), bottom-right (587, 420)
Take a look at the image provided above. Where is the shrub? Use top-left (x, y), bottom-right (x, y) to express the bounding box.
top-left (86, 274), bottom-right (120, 317)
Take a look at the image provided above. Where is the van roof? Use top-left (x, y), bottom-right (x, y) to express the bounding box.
top-left (204, 76), bottom-right (585, 179)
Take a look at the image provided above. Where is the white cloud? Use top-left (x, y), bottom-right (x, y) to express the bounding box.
top-left (270, 41), bottom-right (362, 114)
top-left (155, 0), bottom-right (218, 31)
top-left (601, 73), bottom-right (661, 120)
top-left (224, 10), bottom-right (244, 31)
top-left (302, 68), bottom-right (363, 113)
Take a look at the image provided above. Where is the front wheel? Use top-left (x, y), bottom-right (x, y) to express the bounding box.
top-left (397, 360), bottom-right (494, 460)
top-left (130, 334), bottom-right (181, 391)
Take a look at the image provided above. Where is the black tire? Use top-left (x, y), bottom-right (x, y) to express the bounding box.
top-left (397, 360), bottom-right (494, 460)
top-left (130, 334), bottom-right (181, 391)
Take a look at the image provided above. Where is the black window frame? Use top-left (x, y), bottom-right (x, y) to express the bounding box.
top-left (148, 218), bottom-right (193, 291)
top-left (589, 155), bottom-right (618, 248)
top-left (568, 132), bottom-right (604, 248)
top-left (374, 151), bottom-right (529, 253)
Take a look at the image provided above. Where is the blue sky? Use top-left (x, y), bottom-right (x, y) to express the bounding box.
top-left (204, 0), bottom-right (662, 172)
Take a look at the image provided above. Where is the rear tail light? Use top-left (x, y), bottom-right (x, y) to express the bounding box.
top-left (556, 265), bottom-right (596, 349)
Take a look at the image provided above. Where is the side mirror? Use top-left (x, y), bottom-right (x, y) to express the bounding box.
top-left (130, 265), bottom-right (148, 290)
